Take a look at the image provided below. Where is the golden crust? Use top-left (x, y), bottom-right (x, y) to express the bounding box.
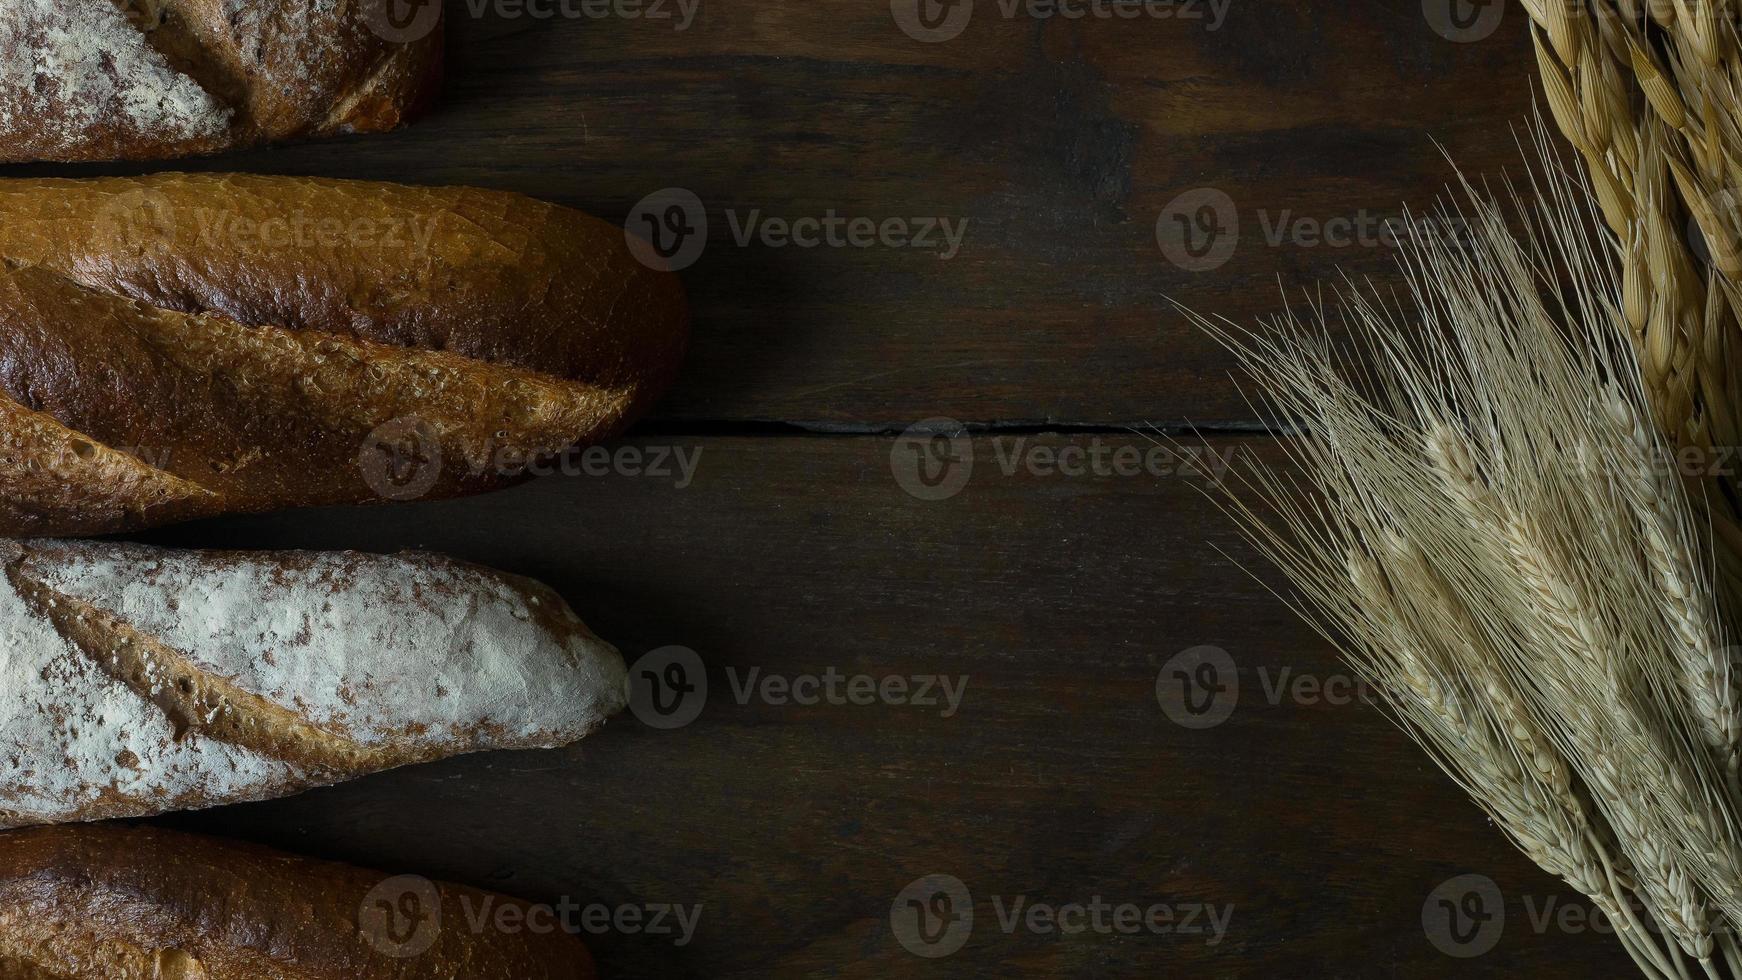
top-left (0, 824), bottom-right (596, 980)
top-left (0, 174), bottom-right (690, 536)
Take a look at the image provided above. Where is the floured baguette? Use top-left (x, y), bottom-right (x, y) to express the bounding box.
top-left (0, 173), bottom-right (690, 537)
top-left (0, 823), bottom-right (595, 979)
top-left (0, 0), bottom-right (443, 162)
top-left (0, 539), bottom-right (627, 830)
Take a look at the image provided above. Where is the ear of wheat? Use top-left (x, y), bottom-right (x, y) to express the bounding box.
top-left (1521, 0), bottom-right (1742, 592)
top-left (1180, 130), bottom-right (1742, 976)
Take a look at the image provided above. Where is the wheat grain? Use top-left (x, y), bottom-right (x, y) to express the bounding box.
top-left (1522, 0), bottom-right (1742, 593)
top-left (1605, 391), bottom-right (1742, 788)
top-left (1179, 129), bottom-right (1742, 974)
top-left (1348, 544), bottom-right (1619, 908)
top-left (1499, 501), bottom-right (1718, 963)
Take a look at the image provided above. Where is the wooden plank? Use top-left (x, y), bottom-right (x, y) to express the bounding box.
top-left (137, 434), bottom-right (1632, 977)
top-left (2, 0), bottom-right (1541, 425)
top-left (0, 1), bottom-right (1622, 973)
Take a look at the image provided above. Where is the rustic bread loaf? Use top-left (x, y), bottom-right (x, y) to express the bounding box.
top-left (0, 539), bottom-right (628, 830)
top-left (0, 0), bottom-right (443, 163)
top-left (0, 173), bottom-right (690, 536)
top-left (0, 823), bottom-right (595, 979)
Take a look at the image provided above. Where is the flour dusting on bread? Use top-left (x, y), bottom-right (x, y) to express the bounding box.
top-left (0, 553), bottom-right (284, 827)
top-left (0, 0), bottom-right (441, 163)
top-left (0, 541), bottom-right (627, 829)
top-left (0, 0), bottom-right (229, 154)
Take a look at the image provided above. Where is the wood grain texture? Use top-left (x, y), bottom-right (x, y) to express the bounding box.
top-left (1, 1), bottom-right (1612, 975)
top-left (133, 436), bottom-right (1633, 978)
top-left (0, 0), bottom-right (1536, 426)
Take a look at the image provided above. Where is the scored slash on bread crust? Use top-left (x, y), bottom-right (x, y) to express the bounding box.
top-left (0, 0), bottom-right (445, 163)
top-left (0, 263), bottom-right (634, 521)
top-left (0, 397), bottom-right (217, 536)
top-left (9, 572), bottom-right (406, 776)
top-left (0, 540), bottom-right (629, 831)
top-left (0, 824), bottom-right (597, 979)
top-left (0, 173), bottom-right (691, 536)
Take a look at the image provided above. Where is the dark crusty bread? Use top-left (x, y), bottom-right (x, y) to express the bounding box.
top-left (0, 539), bottom-right (628, 830)
top-left (0, 824), bottom-right (595, 979)
top-left (0, 0), bottom-right (443, 163)
top-left (0, 173), bottom-right (690, 536)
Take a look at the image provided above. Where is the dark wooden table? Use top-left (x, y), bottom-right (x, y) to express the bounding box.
top-left (17, 0), bottom-right (1641, 975)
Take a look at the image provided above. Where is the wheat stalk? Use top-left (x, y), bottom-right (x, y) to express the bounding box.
top-left (1181, 132), bottom-right (1742, 975)
top-left (1606, 390), bottom-right (1742, 789)
top-left (1521, 0), bottom-right (1742, 591)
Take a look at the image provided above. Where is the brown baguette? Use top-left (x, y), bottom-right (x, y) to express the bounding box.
top-left (0, 539), bottom-right (629, 830)
top-left (0, 0), bottom-right (443, 163)
top-left (0, 824), bottom-right (595, 979)
top-left (0, 173), bottom-right (690, 536)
